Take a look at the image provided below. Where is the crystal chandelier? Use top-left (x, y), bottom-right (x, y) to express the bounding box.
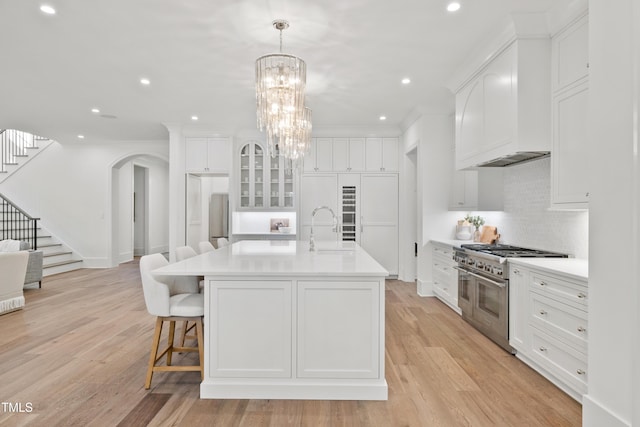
top-left (255, 20), bottom-right (312, 160)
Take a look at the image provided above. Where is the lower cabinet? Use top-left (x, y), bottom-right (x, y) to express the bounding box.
top-left (431, 242), bottom-right (460, 313)
top-left (508, 263), bottom-right (588, 401)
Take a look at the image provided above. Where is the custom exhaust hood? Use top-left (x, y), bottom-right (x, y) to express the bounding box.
top-left (476, 151), bottom-right (550, 167)
top-left (448, 14), bottom-right (552, 170)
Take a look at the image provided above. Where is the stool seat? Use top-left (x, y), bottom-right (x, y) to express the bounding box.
top-left (170, 293), bottom-right (204, 317)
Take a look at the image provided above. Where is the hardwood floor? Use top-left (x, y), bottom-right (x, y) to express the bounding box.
top-left (0, 260), bottom-right (582, 426)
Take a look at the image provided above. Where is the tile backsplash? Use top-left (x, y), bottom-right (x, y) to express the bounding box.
top-left (469, 157), bottom-right (588, 259)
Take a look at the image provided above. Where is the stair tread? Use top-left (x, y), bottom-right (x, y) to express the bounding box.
top-left (38, 243), bottom-right (62, 248)
top-left (44, 259), bottom-right (82, 268)
top-left (43, 250), bottom-right (72, 257)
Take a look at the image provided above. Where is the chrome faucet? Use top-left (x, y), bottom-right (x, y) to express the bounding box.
top-left (309, 206), bottom-right (338, 251)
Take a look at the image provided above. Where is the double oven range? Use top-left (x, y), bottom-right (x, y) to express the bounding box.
top-left (453, 244), bottom-right (568, 353)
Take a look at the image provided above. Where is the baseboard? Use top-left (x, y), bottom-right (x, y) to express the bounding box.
top-left (150, 245), bottom-right (168, 254)
top-left (416, 279), bottom-right (434, 297)
top-left (80, 257), bottom-right (111, 269)
top-left (582, 394), bottom-right (631, 427)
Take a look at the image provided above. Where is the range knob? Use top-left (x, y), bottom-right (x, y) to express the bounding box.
top-left (476, 261), bottom-right (484, 269)
top-left (467, 259), bottom-right (475, 267)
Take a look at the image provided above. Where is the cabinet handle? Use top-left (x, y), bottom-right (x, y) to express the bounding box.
top-left (513, 269), bottom-right (520, 274)
top-left (577, 326), bottom-right (586, 333)
top-left (576, 369), bottom-right (586, 375)
top-left (539, 310), bottom-right (547, 316)
top-left (458, 201), bottom-right (464, 205)
top-left (577, 293), bottom-right (586, 299)
top-left (539, 347), bottom-right (547, 352)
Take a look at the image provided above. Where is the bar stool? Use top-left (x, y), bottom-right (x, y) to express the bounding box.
top-left (174, 246), bottom-right (203, 346)
top-left (198, 241), bottom-right (216, 254)
top-left (139, 253), bottom-right (204, 389)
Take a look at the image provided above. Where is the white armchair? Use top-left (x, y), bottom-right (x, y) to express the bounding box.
top-left (0, 251), bottom-right (29, 315)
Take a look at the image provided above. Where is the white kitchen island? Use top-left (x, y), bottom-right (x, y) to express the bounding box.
top-left (153, 240), bottom-right (388, 400)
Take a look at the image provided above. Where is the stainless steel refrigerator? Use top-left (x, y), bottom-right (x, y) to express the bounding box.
top-left (209, 194), bottom-right (228, 243)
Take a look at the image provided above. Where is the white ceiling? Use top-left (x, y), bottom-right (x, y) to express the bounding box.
top-left (0, 0), bottom-right (562, 143)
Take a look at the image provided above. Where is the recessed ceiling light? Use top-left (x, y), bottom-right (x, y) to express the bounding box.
top-left (40, 5), bottom-right (56, 15)
top-left (401, 78), bottom-right (411, 84)
top-left (77, 135), bottom-right (85, 139)
top-left (91, 108), bottom-right (100, 113)
top-left (447, 2), bottom-right (461, 12)
top-left (191, 116), bottom-right (199, 121)
top-left (140, 78), bottom-right (150, 86)
top-left (379, 116), bottom-right (387, 121)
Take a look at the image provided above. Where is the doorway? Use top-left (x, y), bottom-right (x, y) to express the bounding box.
top-left (133, 165), bottom-right (148, 256)
top-left (185, 174), bottom-right (229, 249)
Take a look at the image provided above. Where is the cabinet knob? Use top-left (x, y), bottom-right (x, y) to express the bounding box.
top-left (576, 369), bottom-right (586, 375)
top-left (513, 269), bottom-right (520, 274)
top-left (539, 347), bottom-right (547, 352)
top-left (539, 310), bottom-right (547, 316)
top-left (577, 293), bottom-right (586, 299)
top-left (577, 326), bottom-right (586, 333)
top-left (585, 192), bottom-right (590, 197)
top-left (539, 281), bottom-right (547, 287)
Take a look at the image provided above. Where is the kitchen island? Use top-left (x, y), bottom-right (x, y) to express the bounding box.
top-left (153, 240), bottom-right (388, 400)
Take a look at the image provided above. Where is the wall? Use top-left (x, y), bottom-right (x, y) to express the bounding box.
top-left (582, 0), bottom-right (638, 425)
top-left (478, 157), bottom-right (589, 259)
top-left (0, 139), bottom-right (169, 267)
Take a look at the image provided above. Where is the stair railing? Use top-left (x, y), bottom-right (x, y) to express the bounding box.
top-left (0, 192), bottom-right (39, 250)
top-left (1, 129), bottom-right (41, 173)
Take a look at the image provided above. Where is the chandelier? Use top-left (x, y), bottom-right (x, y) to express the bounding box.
top-left (255, 20), bottom-right (312, 160)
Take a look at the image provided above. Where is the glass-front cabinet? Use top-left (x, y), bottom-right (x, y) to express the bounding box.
top-left (239, 141), bottom-right (295, 209)
top-left (240, 142), bottom-right (265, 208)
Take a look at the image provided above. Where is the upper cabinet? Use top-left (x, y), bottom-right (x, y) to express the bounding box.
top-left (332, 138), bottom-right (365, 172)
top-left (185, 137), bottom-right (232, 174)
top-left (239, 141), bottom-right (266, 209)
top-left (365, 138), bottom-right (398, 172)
top-left (454, 38), bottom-right (551, 170)
top-left (303, 138), bottom-right (333, 172)
top-left (239, 141), bottom-right (296, 210)
top-left (551, 14), bottom-right (589, 93)
top-left (303, 137), bottom-right (398, 173)
top-left (551, 13), bottom-right (589, 210)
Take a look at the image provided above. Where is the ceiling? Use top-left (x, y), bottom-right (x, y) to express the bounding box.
top-left (0, 0), bottom-right (562, 143)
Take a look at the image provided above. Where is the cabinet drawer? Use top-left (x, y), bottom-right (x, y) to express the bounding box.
top-left (530, 327), bottom-right (587, 396)
top-left (432, 245), bottom-right (455, 260)
top-left (433, 255), bottom-right (456, 276)
top-left (530, 272), bottom-right (587, 308)
top-left (529, 292), bottom-right (588, 352)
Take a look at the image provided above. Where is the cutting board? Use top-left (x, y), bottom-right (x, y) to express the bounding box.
top-left (480, 226), bottom-right (498, 244)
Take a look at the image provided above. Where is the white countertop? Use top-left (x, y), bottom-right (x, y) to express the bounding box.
top-left (153, 240), bottom-right (388, 277)
top-left (430, 238), bottom-right (473, 248)
top-left (508, 258), bottom-right (588, 281)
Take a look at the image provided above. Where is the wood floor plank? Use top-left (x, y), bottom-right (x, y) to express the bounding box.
top-left (0, 263), bottom-right (582, 426)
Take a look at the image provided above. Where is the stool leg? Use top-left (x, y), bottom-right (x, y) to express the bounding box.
top-left (180, 321), bottom-right (189, 347)
top-left (145, 317), bottom-right (163, 390)
top-left (167, 320), bottom-right (176, 366)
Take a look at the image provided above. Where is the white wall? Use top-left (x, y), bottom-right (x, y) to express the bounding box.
top-left (0, 139), bottom-right (169, 267)
top-left (582, 1), bottom-right (638, 425)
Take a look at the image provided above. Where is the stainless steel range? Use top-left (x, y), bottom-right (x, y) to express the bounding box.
top-left (453, 244), bottom-right (568, 353)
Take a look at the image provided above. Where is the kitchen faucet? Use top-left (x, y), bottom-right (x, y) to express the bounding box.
top-left (309, 206), bottom-right (339, 251)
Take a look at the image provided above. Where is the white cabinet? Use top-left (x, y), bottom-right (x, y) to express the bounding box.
top-left (431, 242), bottom-right (460, 313)
top-left (551, 14), bottom-right (589, 92)
top-left (299, 172), bottom-right (399, 276)
top-left (297, 280), bottom-right (380, 379)
top-left (365, 137), bottom-right (398, 172)
top-left (332, 138), bottom-right (365, 172)
top-left (509, 262), bottom-right (588, 401)
top-left (303, 138), bottom-right (333, 172)
top-left (551, 14), bottom-right (589, 210)
top-left (267, 155), bottom-right (295, 208)
top-left (449, 168), bottom-right (504, 211)
top-left (299, 174), bottom-right (339, 241)
top-left (239, 141), bottom-right (266, 208)
top-left (454, 40), bottom-right (550, 169)
top-left (185, 137), bottom-right (231, 174)
top-left (208, 280), bottom-right (292, 378)
top-left (360, 174), bottom-right (398, 275)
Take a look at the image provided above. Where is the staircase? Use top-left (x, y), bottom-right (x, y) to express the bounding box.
top-left (1, 129), bottom-right (83, 277)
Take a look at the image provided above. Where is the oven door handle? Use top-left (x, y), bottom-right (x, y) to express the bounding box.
top-left (453, 266), bottom-right (506, 288)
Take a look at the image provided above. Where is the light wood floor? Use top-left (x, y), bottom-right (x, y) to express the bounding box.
top-left (0, 260), bottom-right (582, 426)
